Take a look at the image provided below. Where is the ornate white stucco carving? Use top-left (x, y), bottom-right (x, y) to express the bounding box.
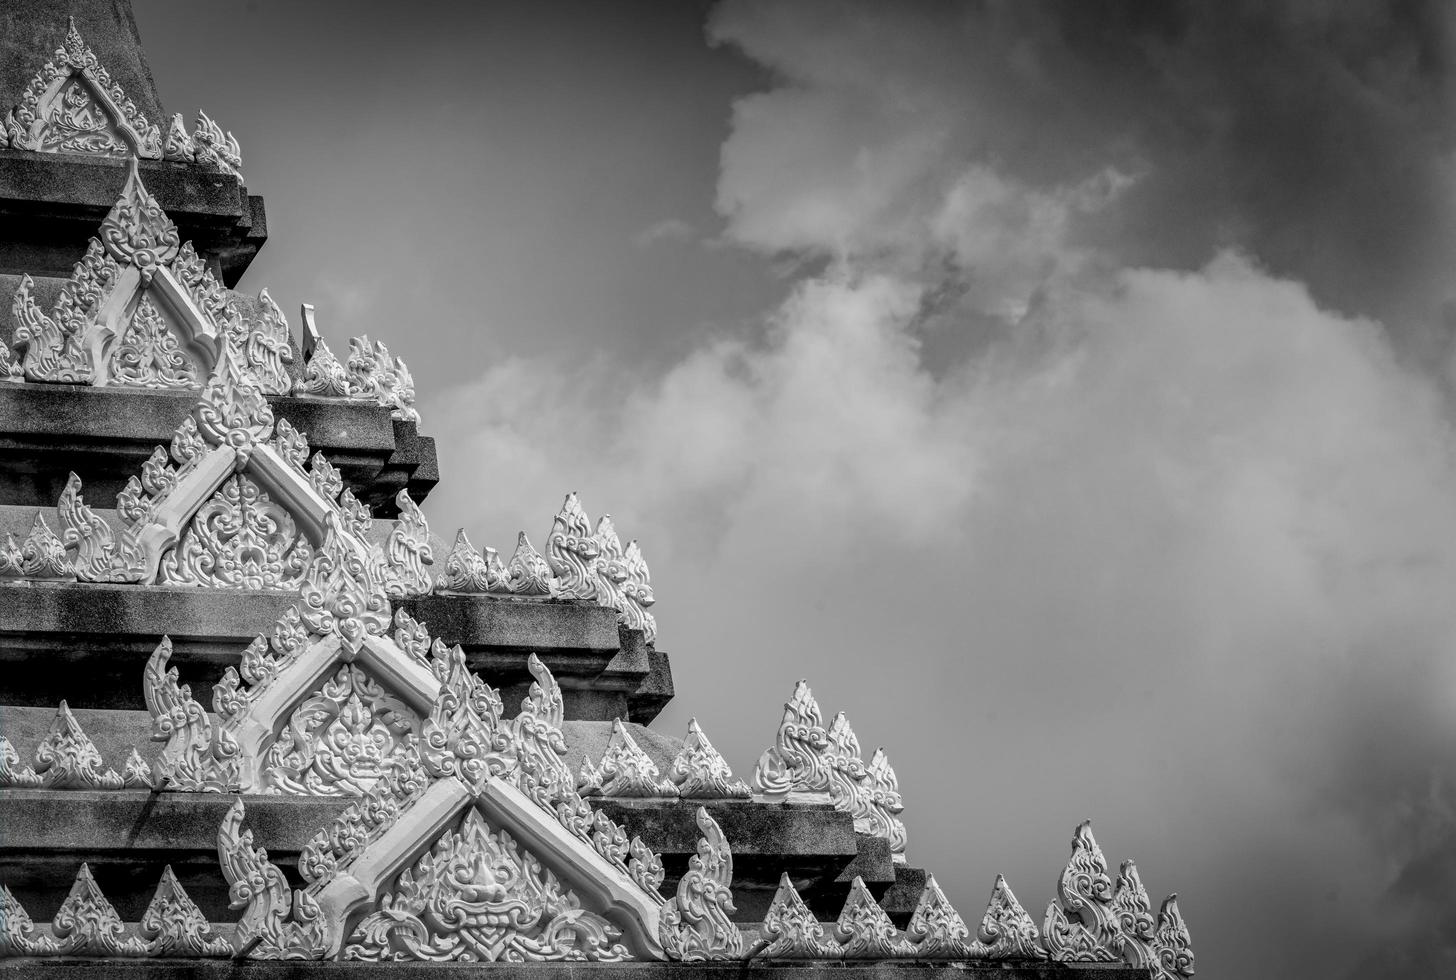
top-left (751, 680), bottom-right (830, 803)
top-left (833, 876), bottom-right (910, 958)
top-left (592, 514), bottom-right (629, 611)
top-left (505, 531), bottom-right (553, 595)
top-left (34, 701), bottom-right (124, 789)
top-left (382, 490), bottom-right (433, 598)
top-left (0, 513), bottom-right (74, 581)
top-left (0, 736), bottom-right (43, 788)
top-left (903, 874), bottom-right (977, 958)
top-left (343, 808), bottom-right (632, 962)
top-left (976, 875), bottom-right (1047, 960)
top-left (218, 800), bottom-right (328, 958)
top-left (669, 719), bottom-right (750, 798)
top-left (1041, 821), bottom-right (1120, 962)
top-left (36, 863), bottom-right (146, 955)
top-left (547, 493), bottom-right (598, 600)
top-left (588, 719), bottom-right (677, 798)
top-left (9, 160), bottom-right (294, 390)
top-left (138, 866), bottom-right (235, 956)
top-left (162, 112), bottom-right (194, 161)
top-left (659, 807), bottom-right (743, 961)
top-left (0, 340), bottom-right (22, 381)
top-left (291, 325), bottom-right (420, 422)
top-left (215, 639), bottom-right (672, 961)
top-left (621, 539), bottom-right (657, 644)
top-left (158, 473), bottom-right (315, 589)
top-left (296, 338), bottom-right (351, 397)
top-left (750, 683), bottom-right (907, 861)
top-left (758, 873), bottom-right (835, 959)
top-left (122, 748), bottom-right (154, 789)
top-left (1152, 895), bottom-right (1194, 979)
top-left (191, 110), bottom-right (242, 180)
top-left (435, 529), bottom-right (499, 594)
top-left (1111, 859), bottom-right (1157, 971)
top-left (3, 18), bottom-right (162, 158)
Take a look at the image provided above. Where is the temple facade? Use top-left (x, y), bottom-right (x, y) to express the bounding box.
top-left (0, 3), bottom-right (1193, 977)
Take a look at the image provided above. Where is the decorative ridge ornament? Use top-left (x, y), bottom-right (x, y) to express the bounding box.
top-left (34, 700), bottom-right (125, 789)
top-left (1153, 895), bottom-right (1195, 980)
top-left (1041, 820), bottom-right (1119, 961)
top-left (435, 528), bottom-right (496, 593)
top-left (590, 719), bottom-right (678, 798)
top-left (752, 679), bottom-right (830, 802)
top-left (669, 718), bottom-right (751, 798)
top-left (1111, 859), bottom-right (1158, 971)
top-left (39, 863), bottom-right (146, 955)
top-left (122, 748), bottom-right (154, 789)
top-left (547, 492), bottom-right (599, 600)
top-left (621, 539), bottom-right (658, 644)
top-left (0, 513), bottom-right (74, 580)
top-left (758, 873), bottom-right (836, 959)
top-left (218, 800), bottom-right (328, 959)
top-left (904, 874), bottom-right (978, 959)
top-left (660, 807), bottom-right (743, 961)
top-left (833, 876), bottom-right (910, 958)
top-left (381, 490), bottom-right (433, 598)
top-left (3, 17), bottom-right (163, 159)
top-left (0, 736), bottom-right (43, 788)
top-left (976, 875), bottom-right (1046, 960)
top-left (102, 158), bottom-right (181, 278)
top-left (137, 866), bottom-right (235, 957)
top-left (505, 530), bottom-right (553, 595)
top-left (192, 110), bottom-right (243, 180)
top-left (295, 337), bottom-right (351, 397)
top-left (592, 514), bottom-right (630, 615)
top-left (162, 112), bottom-right (194, 161)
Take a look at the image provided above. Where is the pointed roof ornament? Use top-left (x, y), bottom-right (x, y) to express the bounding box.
top-left (832, 876), bottom-right (910, 958)
top-left (903, 874), bottom-right (977, 958)
top-left (595, 718), bottom-right (678, 797)
top-left (758, 873), bottom-right (836, 958)
top-left (1154, 895), bottom-right (1195, 979)
top-left (34, 700), bottom-right (124, 789)
top-left (975, 875), bottom-right (1046, 959)
top-left (669, 718), bottom-right (750, 798)
top-left (137, 866), bottom-right (234, 957)
top-left (101, 157), bottom-right (180, 279)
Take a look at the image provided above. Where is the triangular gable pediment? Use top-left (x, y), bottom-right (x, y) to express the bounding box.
top-left (9, 159), bottom-right (289, 390)
top-left (2, 18), bottom-right (162, 160)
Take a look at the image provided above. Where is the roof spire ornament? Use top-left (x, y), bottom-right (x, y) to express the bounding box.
top-left (594, 719), bottom-right (678, 797)
top-left (669, 718), bottom-right (751, 798)
top-left (904, 874), bottom-right (978, 959)
top-left (660, 807), bottom-right (743, 960)
top-left (833, 876), bottom-right (910, 958)
top-left (34, 701), bottom-right (125, 790)
top-left (1041, 821), bottom-right (1120, 961)
top-left (758, 873), bottom-right (837, 959)
top-left (975, 875), bottom-right (1047, 960)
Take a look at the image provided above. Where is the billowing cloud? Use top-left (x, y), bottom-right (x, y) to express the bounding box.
top-left (425, 3), bottom-right (1456, 977)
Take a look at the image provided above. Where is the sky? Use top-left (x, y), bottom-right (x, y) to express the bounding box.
top-left (130, 2), bottom-right (1456, 976)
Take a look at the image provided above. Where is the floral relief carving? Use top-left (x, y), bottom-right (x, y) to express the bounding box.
top-left (158, 473), bottom-right (314, 590)
top-left (107, 293), bottom-right (200, 389)
top-left (659, 807), bottom-right (742, 961)
top-left (505, 531), bottom-right (553, 595)
top-left (546, 492), bottom-right (598, 600)
top-left (0, 513), bottom-right (74, 580)
top-left (162, 112), bottom-right (194, 161)
top-left (669, 719), bottom-right (750, 799)
top-left (192, 110), bottom-right (242, 180)
top-left (0, 736), bottom-right (43, 788)
top-left (1041, 820), bottom-right (1119, 961)
top-left (586, 719), bottom-right (677, 798)
top-left (758, 873), bottom-right (836, 959)
top-left (34, 700), bottom-right (125, 790)
top-left (620, 539), bottom-right (657, 643)
top-left (903, 874), bottom-right (978, 959)
top-left (976, 875), bottom-right (1046, 959)
top-left (832, 876), bottom-right (910, 958)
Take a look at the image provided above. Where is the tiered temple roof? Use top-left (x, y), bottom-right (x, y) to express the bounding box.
top-left (0, 4), bottom-right (1193, 978)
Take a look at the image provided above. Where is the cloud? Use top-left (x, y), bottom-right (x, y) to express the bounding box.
top-left (634, 218), bottom-right (697, 248)
top-left (424, 3), bottom-right (1456, 977)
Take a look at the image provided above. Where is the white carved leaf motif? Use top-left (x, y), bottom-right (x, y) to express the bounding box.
top-left (752, 679), bottom-right (830, 800)
top-left (47, 864), bottom-right (147, 956)
top-left (0, 735), bottom-right (43, 788)
top-left (504, 531), bottom-right (553, 595)
top-left (591, 719), bottom-right (677, 798)
top-left (192, 110), bottom-right (242, 179)
top-left (158, 474), bottom-right (314, 590)
top-left (57, 471), bottom-right (144, 582)
top-left (382, 490), bottom-right (433, 598)
top-left (344, 808), bottom-right (630, 963)
top-left (435, 529), bottom-right (496, 594)
top-left (620, 539), bottom-right (657, 644)
top-left (1041, 820), bottom-right (1120, 961)
top-left (295, 338), bottom-right (351, 397)
top-left (546, 492), bottom-right (598, 600)
top-left (1111, 860), bottom-right (1158, 971)
top-left (218, 800), bottom-right (328, 959)
top-left (227, 288), bottom-right (294, 396)
top-left (33, 701), bottom-right (124, 790)
top-left (669, 718), bottom-right (750, 799)
top-left (162, 112), bottom-right (194, 161)
top-left (0, 885), bottom-right (56, 954)
top-left (1153, 895), bottom-right (1195, 980)
top-left (832, 876), bottom-right (910, 958)
top-left (659, 807), bottom-right (743, 961)
top-left (0, 513), bottom-right (74, 581)
top-left (975, 875), bottom-right (1046, 959)
top-left (903, 874), bottom-right (979, 959)
top-left (12, 271), bottom-right (93, 382)
top-left (144, 636), bottom-right (228, 792)
top-left (137, 866), bottom-right (234, 956)
top-left (758, 873), bottom-right (836, 959)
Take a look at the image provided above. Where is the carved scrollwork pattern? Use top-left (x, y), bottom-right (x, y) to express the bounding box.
top-left (158, 474), bottom-right (314, 590)
top-left (833, 876), bottom-right (910, 958)
top-left (34, 701), bottom-right (124, 790)
top-left (546, 493), bottom-right (598, 600)
top-left (660, 807), bottom-right (742, 961)
top-left (976, 875), bottom-right (1046, 959)
top-left (669, 718), bottom-right (750, 798)
top-left (759, 873), bottom-right (836, 959)
top-left (107, 293), bottom-right (199, 389)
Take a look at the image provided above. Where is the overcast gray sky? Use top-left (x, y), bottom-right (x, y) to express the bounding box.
top-left (134, 2), bottom-right (1456, 975)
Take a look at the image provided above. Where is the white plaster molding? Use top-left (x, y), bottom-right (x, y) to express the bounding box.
top-left (0, 513), bottom-right (74, 581)
top-left (1040, 820), bottom-right (1120, 961)
top-left (295, 337), bottom-right (351, 397)
top-left (751, 679), bottom-right (830, 803)
top-left (593, 718), bottom-right (678, 798)
top-left (832, 876), bottom-right (910, 958)
top-left (34, 700), bottom-right (124, 789)
top-left (0, 339), bottom-right (22, 381)
top-left (903, 874), bottom-right (977, 959)
top-left (669, 718), bottom-right (750, 799)
top-left (546, 492), bottom-right (598, 600)
top-left (162, 112), bottom-right (194, 162)
top-left (137, 866), bottom-right (235, 956)
top-left (381, 490), bottom-right (433, 598)
top-left (1111, 859), bottom-right (1157, 971)
top-left (122, 748), bottom-right (154, 789)
top-left (1153, 895), bottom-right (1194, 980)
top-left (505, 530), bottom-right (553, 595)
top-left (3, 17), bottom-right (163, 159)
top-left (192, 110), bottom-right (242, 180)
top-left (758, 873), bottom-right (836, 959)
top-left (434, 528), bottom-right (496, 594)
top-left (218, 800), bottom-right (328, 958)
top-left (0, 736), bottom-right (43, 788)
top-left (35, 863), bottom-right (145, 955)
top-left (975, 874), bottom-right (1046, 960)
top-left (621, 538), bottom-right (657, 643)
top-left (659, 806), bottom-right (743, 961)
top-left (592, 514), bottom-right (630, 613)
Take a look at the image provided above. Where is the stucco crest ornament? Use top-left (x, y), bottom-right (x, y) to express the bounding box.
top-left (825, 713), bottom-right (909, 864)
top-left (219, 800), bottom-right (329, 958)
top-left (192, 110), bottom-right (243, 180)
top-left (0, 736), bottom-right (43, 788)
top-left (757, 873), bottom-right (835, 959)
top-left (162, 112), bottom-right (194, 161)
top-left (0, 341), bottom-right (22, 381)
top-left (144, 636), bottom-right (229, 791)
top-left (295, 338), bottom-right (351, 397)
top-left (0, 513), bottom-right (74, 580)
top-left (2, 17), bottom-right (162, 158)
top-left (1153, 896), bottom-right (1194, 979)
top-left (1110, 859), bottom-right (1157, 971)
top-left (108, 293), bottom-right (198, 388)
top-left (343, 808), bottom-right (631, 962)
top-left (138, 866), bottom-right (235, 957)
top-left (122, 748), bottom-right (154, 789)
top-left (592, 515), bottom-right (630, 613)
top-left (1041, 820), bottom-right (1120, 962)
top-left (904, 875), bottom-right (978, 959)
top-left (833, 876), bottom-right (911, 958)
top-left (505, 531), bottom-right (553, 595)
top-left (292, 326), bottom-right (420, 422)
top-left (216, 647), bottom-right (671, 961)
top-left (227, 288), bottom-right (294, 396)
top-left (751, 680), bottom-right (831, 802)
top-left (34, 700), bottom-right (125, 789)
top-left (32, 863), bottom-right (146, 956)
top-left (669, 719), bottom-right (750, 798)
top-left (382, 489), bottom-right (434, 598)
top-left (621, 539), bottom-right (657, 643)
top-left (584, 719), bottom-right (677, 798)
top-left (547, 492), bottom-right (599, 600)
top-left (435, 529), bottom-right (501, 593)
top-left (659, 807), bottom-right (743, 961)
top-left (976, 875), bottom-right (1047, 960)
